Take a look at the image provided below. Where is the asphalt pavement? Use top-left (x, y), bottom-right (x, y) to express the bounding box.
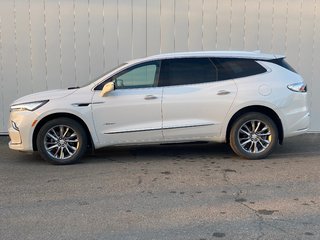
top-left (0, 134), bottom-right (320, 240)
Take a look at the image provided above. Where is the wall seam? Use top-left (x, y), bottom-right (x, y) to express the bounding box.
top-left (13, 0), bottom-right (18, 96)
top-left (58, 1), bottom-right (62, 88)
top-left (243, 0), bottom-right (247, 50)
top-left (87, 0), bottom-right (92, 80)
top-left (0, 16), bottom-right (4, 132)
top-left (28, 0), bottom-right (34, 93)
top-left (43, 0), bottom-right (48, 90)
top-left (297, 0), bottom-right (303, 72)
top-left (284, 0), bottom-right (289, 55)
top-left (102, 0), bottom-right (106, 70)
top-left (72, 0), bottom-right (77, 86)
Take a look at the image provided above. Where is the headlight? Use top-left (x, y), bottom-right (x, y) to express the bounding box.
top-left (10, 100), bottom-right (49, 112)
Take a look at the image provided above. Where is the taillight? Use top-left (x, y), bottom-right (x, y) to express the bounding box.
top-left (287, 82), bottom-right (307, 92)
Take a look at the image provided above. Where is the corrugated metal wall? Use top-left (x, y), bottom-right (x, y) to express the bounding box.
top-left (0, 0), bottom-right (319, 133)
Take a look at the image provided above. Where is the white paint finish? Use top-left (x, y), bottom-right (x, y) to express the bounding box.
top-left (1, 0), bottom-right (320, 132)
top-left (0, 17), bottom-right (3, 133)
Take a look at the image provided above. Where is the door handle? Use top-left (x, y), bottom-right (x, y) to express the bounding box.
top-left (144, 95), bottom-right (158, 100)
top-left (217, 90), bottom-right (231, 95)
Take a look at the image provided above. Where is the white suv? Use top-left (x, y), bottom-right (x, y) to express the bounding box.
top-left (8, 51), bottom-right (309, 164)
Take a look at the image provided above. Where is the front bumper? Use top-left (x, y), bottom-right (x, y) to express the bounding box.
top-left (8, 111), bottom-right (37, 152)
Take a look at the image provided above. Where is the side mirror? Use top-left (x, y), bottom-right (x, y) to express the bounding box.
top-left (100, 82), bottom-right (114, 97)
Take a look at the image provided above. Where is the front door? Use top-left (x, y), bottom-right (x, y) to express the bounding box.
top-left (91, 61), bottom-right (163, 146)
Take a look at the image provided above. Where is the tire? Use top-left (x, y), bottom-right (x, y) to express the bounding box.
top-left (230, 112), bottom-right (278, 159)
top-left (36, 118), bottom-right (88, 165)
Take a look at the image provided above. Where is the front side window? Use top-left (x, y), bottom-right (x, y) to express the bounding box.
top-left (113, 61), bottom-right (160, 89)
top-left (159, 58), bottom-right (217, 87)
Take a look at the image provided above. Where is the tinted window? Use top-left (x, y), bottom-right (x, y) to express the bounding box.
top-left (159, 58), bottom-right (217, 87)
top-left (213, 58), bottom-right (267, 80)
top-left (114, 62), bottom-right (159, 89)
top-left (95, 61), bottom-right (160, 90)
top-left (265, 58), bottom-right (297, 73)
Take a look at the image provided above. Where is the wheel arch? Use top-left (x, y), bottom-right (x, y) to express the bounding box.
top-left (32, 113), bottom-right (94, 151)
top-left (226, 105), bottom-right (284, 144)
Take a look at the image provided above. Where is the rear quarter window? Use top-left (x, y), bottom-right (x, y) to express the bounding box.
top-left (212, 58), bottom-right (267, 81)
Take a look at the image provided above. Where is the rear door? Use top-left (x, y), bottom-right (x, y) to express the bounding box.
top-left (159, 58), bottom-right (237, 141)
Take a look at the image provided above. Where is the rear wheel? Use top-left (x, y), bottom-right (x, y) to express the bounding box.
top-left (36, 118), bottom-right (87, 164)
top-left (230, 112), bottom-right (278, 159)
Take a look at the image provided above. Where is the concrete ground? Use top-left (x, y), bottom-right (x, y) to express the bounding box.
top-left (0, 134), bottom-right (320, 240)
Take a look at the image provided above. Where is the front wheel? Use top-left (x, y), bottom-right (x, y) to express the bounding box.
top-left (36, 118), bottom-right (88, 164)
top-left (230, 112), bottom-right (278, 159)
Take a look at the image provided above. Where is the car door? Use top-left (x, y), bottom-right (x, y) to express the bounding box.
top-left (159, 58), bottom-right (237, 141)
top-left (91, 61), bottom-right (163, 146)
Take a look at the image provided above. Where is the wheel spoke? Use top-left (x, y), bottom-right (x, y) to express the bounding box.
top-left (63, 127), bottom-right (70, 138)
top-left (240, 139), bottom-right (251, 147)
top-left (240, 128), bottom-right (251, 136)
top-left (47, 144), bottom-right (59, 150)
top-left (254, 121), bottom-right (261, 132)
top-left (47, 132), bottom-right (58, 141)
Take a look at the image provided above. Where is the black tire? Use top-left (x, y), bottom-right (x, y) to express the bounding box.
top-left (230, 112), bottom-right (278, 159)
top-left (36, 118), bottom-right (88, 165)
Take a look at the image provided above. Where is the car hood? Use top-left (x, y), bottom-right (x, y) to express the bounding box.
top-left (11, 89), bottom-right (77, 105)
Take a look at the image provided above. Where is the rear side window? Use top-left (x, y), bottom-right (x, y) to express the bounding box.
top-left (213, 58), bottom-right (267, 81)
top-left (159, 58), bottom-right (217, 87)
top-left (265, 58), bottom-right (297, 73)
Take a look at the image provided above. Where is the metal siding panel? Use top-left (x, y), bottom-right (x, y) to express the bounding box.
top-left (258, 0), bottom-right (273, 52)
top-left (285, 0), bottom-right (301, 71)
top-left (188, 0), bottom-right (203, 51)
top-left (132, 0), bottom-right (147, 59)
top-left (216, 0), bottom-right (231, 50)
top-left (174, 0), bottom-right (189, 52)
top-left (45, 0), bottom-right (61, 89)
top-left (60, 1), bottom-right (76, 88)
top-left (243, 0), bottom-right (259, 50)
top-left (0, 17), bottom-right (4, 132)
top-left (16, 0), bottom-right (32, 96)
top-left (272, 0), bottom-right (287, 54)
top-left (146, 0), bottom-right (161, 56)
top-left (30, 0), bottom-right (47, 92)
top-left (88, 0), bottom-right (104, 80)
top-left (103, 0), bottom-right (118, 69)
top-left (160, 0), bottom-right (175, 53)
top-left (311, 0), bottom-right (320, 131)
top-left (118, 0), bottom-right (133, 63)
top-left (74, 1), bottom-right (90, 86)
top-left (230, 0), bottom-right (245, 50)
top-left (0, 1), bottom-right (17, 133)
top-left (202, 0), bottom-right (217, 50)
top-left (299, 2), bottom-right (314, 84)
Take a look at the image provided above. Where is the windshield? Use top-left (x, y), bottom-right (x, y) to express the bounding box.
top-left (80, 63), bottom-right (128, 88)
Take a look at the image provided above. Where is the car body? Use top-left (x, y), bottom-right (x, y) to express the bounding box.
top-left (8, 51), bottom-right (310, 164)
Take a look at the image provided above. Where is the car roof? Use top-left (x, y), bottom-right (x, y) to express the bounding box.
top-left (127, 51), bottom-right (284, 65)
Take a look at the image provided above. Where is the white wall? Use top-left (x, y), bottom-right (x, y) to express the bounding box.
top-left (0, 0), bottom-right (319, 133)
